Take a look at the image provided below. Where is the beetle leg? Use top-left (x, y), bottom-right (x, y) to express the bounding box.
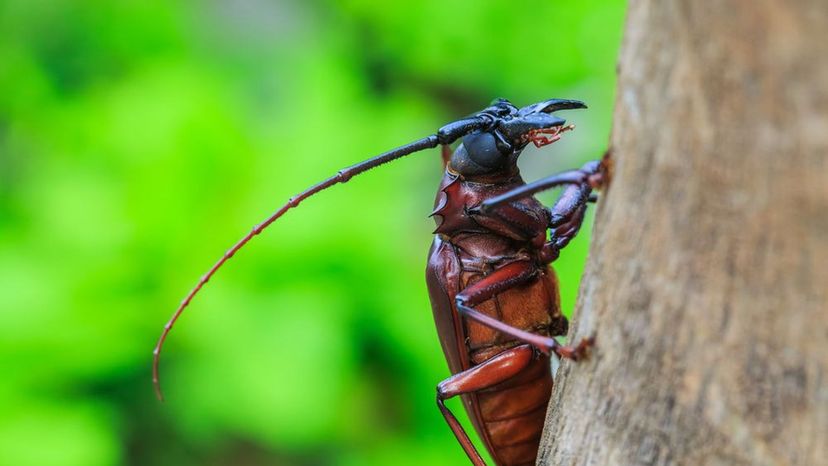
top-left (475, 160), bottom-right (601, 214)
top-left (540, 202), bottom-right (588, 264)
top-left (455, 262), bottom-right (593, 360)
top-left (538, 164), bottom-right (603, 263)
top-left (475, 162), bottom-right (600, 265)
top-left (547, 181), bottom-right (592, 228)
top-left (437, 344), bottom-right (535, 466)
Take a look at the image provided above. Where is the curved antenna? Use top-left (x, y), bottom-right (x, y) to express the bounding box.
top-left (152, 115), bottom-right (489, 401)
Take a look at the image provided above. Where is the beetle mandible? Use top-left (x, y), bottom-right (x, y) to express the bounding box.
top-left (153, 98), bottom-right (605, 466)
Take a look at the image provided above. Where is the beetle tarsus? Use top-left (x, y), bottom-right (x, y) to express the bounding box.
top-left (554, 335), bottom-right (596, 361)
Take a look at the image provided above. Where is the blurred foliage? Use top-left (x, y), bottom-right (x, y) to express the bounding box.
top-left (0, 0), bottom-right (625, 465)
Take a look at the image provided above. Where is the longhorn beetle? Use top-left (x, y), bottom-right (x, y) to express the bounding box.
top-left (154, 98), bottom-right (605, 466)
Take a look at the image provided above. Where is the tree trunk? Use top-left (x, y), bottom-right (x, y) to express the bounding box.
top-left (538, 2), bottom-right (828, 465)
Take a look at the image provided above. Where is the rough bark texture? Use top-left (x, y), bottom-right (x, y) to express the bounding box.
top-left (538, 2), bottom-right (828, 465)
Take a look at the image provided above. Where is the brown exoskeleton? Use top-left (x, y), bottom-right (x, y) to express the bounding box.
top-left (154, 98), bottom-right (604, 466)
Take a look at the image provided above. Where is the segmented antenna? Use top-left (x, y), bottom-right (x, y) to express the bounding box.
top-left (152, 135), bottom-right (441, 400)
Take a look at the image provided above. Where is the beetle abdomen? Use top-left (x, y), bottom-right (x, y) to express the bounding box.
top-left (475, 355), bottom-right (553, 466)
top-left (427, 237), bottom-right (567, 466)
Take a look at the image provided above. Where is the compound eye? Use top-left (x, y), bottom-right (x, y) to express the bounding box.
top-left (462, 132), bottom-right (505, 169)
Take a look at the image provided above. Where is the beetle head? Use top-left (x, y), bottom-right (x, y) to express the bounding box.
top-left (450, 98), bottom-right (586, 176)
top-left (500, 98), bottom-right (586, 148)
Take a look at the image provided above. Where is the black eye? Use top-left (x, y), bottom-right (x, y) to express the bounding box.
top-left (463, 132), bottom-right (504, 169)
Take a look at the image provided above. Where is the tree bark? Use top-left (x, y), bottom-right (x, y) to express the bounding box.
top-left (538, 2), bottom-right (828, 465)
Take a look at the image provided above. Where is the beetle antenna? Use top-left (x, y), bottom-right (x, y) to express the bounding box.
top-left (153, 133), bottom-right (459, 401)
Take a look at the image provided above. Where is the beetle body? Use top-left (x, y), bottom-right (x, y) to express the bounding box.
top-left (153, 98), bottom-right (604, 466)
top-left (427, 168), bottom-right (567, 465)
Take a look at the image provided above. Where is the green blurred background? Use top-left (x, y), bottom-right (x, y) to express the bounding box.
top-left (0, 1), bottom-right (625, 465)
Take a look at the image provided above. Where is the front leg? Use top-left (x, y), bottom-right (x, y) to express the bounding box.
top-left (539, 191), bottom-right (589, 264)
top-left (539, 170), bottom-right (601, 263)
top-left (474, 161), bottom-right (603, 265)
top-left (476, 160), bottom-right (603, 215)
